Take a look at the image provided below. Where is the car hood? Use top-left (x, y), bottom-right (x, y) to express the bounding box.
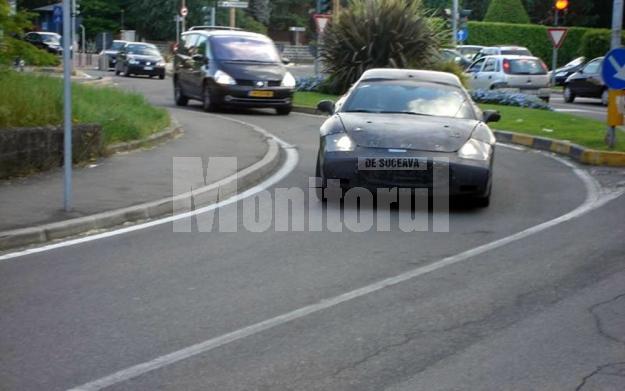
top-left (337, 113), bottom-right (478, 152)
top-left (217, 61), bottom-right (285, 81)
top-left (127, 54), bottom-right (163, 62)
top-left (104, 50), bottom-right (120, 55)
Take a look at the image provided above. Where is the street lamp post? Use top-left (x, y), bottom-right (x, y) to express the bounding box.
top-left (63, 0), bottom-right (73, 211)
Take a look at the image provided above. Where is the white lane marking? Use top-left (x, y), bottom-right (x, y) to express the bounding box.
top-left (554, 108), bottom-right (605, 114)
top-left (67, 164), bottom-right (624, 391)
top-left (496, 142), bottom-right (526, 151)
top-left (0, 120), bottom-right (299, 262)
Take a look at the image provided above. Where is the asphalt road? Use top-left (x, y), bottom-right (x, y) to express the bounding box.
top-left (1, 72), bottom-right (625, 391)
top-left (550, 93), bottom-right (607, 122)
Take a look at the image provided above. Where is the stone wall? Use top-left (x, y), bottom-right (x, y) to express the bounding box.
top-left (0, 124), bottom-right (103, 179)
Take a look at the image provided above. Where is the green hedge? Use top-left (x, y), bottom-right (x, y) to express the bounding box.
top-left (466, 21), bottom-right (608, 67)
top-left (579, 30), bottom-right (625, 60)
top-left (483, 0), bottom-right (530, 24)
top-left (0, 37), bottom-right (60, 67)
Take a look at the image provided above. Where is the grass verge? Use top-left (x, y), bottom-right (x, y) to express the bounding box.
top-left (294, 92), bottom-right (624, 152)
top-left (0, 71), bottom-right (169, 144)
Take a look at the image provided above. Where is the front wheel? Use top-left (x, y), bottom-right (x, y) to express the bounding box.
top-left (563, 86), bottom-right (575, 103)
top-left (601, 89), bottom-right (609, 106)
top-left (276, 106), bottom-right (292, 115)
top-left (124, 66), bottom-right (131, 77)
top-left (202, 84), bottom-right (218, 112)
top-left (159, 74), bottom-right (165, 80)
top-left (174, 79), bottom-right (188, 106)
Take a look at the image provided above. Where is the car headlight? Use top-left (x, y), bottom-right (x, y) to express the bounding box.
top-left (458, 139), bottom-right (492, 160)
top-left (128, 58), bottom-right (139, 65)
top-left (281, 72), bottom-right (296, 88)
top-left (556, 71), bottom-right (567, 77)
top-left (215, 70), bottom-right (236, 85)
top-left (325, 133), bottom-right (355, 152)
top-left (157, 61), bottom-right (166, 67)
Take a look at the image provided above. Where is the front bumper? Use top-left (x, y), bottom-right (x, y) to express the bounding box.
top-left (210, 84), bottom-right (294, 108)
top-left (127, 64), bottom-right (165, 76)
top-left (319, 147), bottom-right (493, 197)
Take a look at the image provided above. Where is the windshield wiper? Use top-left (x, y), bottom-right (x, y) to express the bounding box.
top-left (344, 109), bottom-right (378, 113)
top-left (378, 111), bottom-right (434, 116)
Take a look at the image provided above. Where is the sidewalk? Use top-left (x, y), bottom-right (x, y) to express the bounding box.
top-left (0, 106), bottom-right (270, 235)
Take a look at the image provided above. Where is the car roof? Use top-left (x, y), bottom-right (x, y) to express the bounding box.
top-left (125, 42), bottom-right (157, 48)
top-left (358, 68), bottom-right (463, 88)
top-left (182, 29), bottom-right (270, 41)
top-left (478, 55), bottom-right (540, 61)
top-left (31, 31), bottom-right (59, 36)
top-left (457, 45), bottom-right (483, 49)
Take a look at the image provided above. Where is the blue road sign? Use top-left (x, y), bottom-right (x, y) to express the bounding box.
top-left (457, 28), bottom-right (468, 43)
top-left (53, 5), bottom-right (63, 24)
top-left (602, 48), bottom-right (625, 90)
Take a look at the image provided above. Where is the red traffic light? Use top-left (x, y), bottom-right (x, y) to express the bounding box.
top-left (555, 0), bottom-right (568, 11)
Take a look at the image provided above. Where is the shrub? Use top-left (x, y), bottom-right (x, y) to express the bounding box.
top-left (483, 0), bottom-right (530, 24)
top-left (1, 37), bottom-right (60, 67)
top-left (471, 89), bottom-right (552, 110)
top-left (295, 76), bottom-right (326, 92)
top-left (579, 30), bottom-right (625, 60)
top-left (466, 21), bottom-right (600, 67)
top-left (429, 60), bottom-right (468, 87)
top-left (321, 0), bottom-right (445, 94)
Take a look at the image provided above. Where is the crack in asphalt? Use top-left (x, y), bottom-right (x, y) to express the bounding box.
top-left (588, 292), bottom-right (625, 346)
top-left (574, 362), bottom-right (625, 391)
top-left (574, 293), bottom-right (625, 390)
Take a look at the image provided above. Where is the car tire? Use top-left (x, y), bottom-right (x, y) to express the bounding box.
top-left (601, 89), bottom-right (609, 106)
top-left (174, 79), bottom-right (188, 107)
top-left (276, 106), bottom-right (292, 115)
top-left (202, 84), bottom-right (218, 112)
top-left (315, 158), bottom-right (327, 203)
top-left (124, 66), bottom-right (131, 77)
top-left (563, 86), bottom-right (575, 103)
top-left (115, 69), bottom-right (120, 76)
top-left (159, 74), bottom-right (165, 80)
top-left (472, 184), bottom-right (491, 208)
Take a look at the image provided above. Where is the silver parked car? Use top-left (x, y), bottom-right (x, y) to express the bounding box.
top-left (466, 55), bottom-right (551, 102)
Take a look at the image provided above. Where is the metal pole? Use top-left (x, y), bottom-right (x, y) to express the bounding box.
top-left (71, 0), bottom-right (76, 70)
top-left (229, 8), bottom-right (236, 27)
top-left (63, 0), bottom-right (73, 211)
top-left (182, 0), bottom-right (186, 31)
top-left (314, 0), bottom-right (321, 77)
top-left (551, 10), bottom-right (559, 86)
top-left (607, 0), bottom-right (624, 148)
top-left (611, 0), bottom-right (623, 49)
top-left (176, 16), bottom-right (180, 44)
top-left (80, 24), bottom-right (85, 67)
top-left (210, 7), bottom-right (215, 26)
top-left (452, 0), bottom-right (458, 46)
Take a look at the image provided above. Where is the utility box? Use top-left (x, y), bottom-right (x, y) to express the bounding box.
top-left (120, 30), bottom-right (136, 42)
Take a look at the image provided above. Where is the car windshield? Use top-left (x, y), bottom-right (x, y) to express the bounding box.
top-left (505, 58), bottom-right (547, 75)
top-left (342, 80), bottom-right (474, 119)
top-left (212, 36), bottom-right (281, 62)
top-left (40, 34), bottom-right (60, 44)
top-left (110, 42), bottom-right (126, 51)
top-left (564, 57), bottom-right (585, 68)
top-left (126, 45), bottom-right (160, 56)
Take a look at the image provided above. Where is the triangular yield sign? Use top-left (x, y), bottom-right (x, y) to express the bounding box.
top-left (547, 28), bottom-right (568, 49)
top-left (314, 14), bottom-right (331, 34)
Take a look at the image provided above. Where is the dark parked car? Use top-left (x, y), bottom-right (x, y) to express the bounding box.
top-left (551, 56), bottom-right (586, 86)
top-left (100, 40), bottom-right (128, 69)
top-left (439, 49), bottom-right (471, 69)
top-left (563, 57), bottom-right (607, 105)
top-left (115, 43), bottom-right (166, 79)
top-left (315, 69), bottom-right (499, 207)
top-left (24, 32), bottom-right (62, 55)
top-left (173, 27), bottom-right (295, 115)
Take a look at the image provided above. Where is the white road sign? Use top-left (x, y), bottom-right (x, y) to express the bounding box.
top-left (218, 1), bottom-right (249, 8)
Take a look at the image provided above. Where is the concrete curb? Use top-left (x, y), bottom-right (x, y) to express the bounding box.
top-left (291, 106), bottom-right (625, 167)
top-left (105, 117), bottom-right (183, 155)
top-left (0, 130), bottom-right (281, 252)
top-left (494, 130), bottom-right (625, 167)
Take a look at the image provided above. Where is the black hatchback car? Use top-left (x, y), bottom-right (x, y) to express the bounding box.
top-left (173, 27), bottom-right (294, 115)
top-left (563, 57), bottom-right (607, 105)
top-left (24, 32), bottom-right (63, 55)
top-left (115, 43), bottom-right (166, 79)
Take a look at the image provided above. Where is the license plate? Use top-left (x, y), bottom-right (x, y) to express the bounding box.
top-left (144, 66), bottom-right (154, 71)
top-left (249, 90), bottom-right (274, 98)
top-left (358, 157), bottom-right (427, 171)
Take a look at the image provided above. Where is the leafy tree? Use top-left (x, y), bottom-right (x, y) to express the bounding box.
top-left (322, 0), bottom-right (445, 94)
top-left (483, 0), bottom-right (530, 24)
top-left (249, 0), bottom-right (271, 24)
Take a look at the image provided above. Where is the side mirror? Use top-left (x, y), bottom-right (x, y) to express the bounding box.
top-left (282, 57), bottom-right (291, 65)
top-left (192, 54), bottom-right (207, 64)
top-left (483, 110), bottom-right (501, 123)
top-left (317, 100), bottom-right (336, 114)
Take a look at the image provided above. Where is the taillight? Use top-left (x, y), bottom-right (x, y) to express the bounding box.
top-left (503, 59), bottom-right (511, 74)
top-left (540, 60), bottom-right (548, 72)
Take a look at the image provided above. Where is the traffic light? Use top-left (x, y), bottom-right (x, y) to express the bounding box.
top-left (318, 0), bottom-right (332, 14)
top-left (459, 9), bottom-right (471, 30)
top-left (555, 0), bottom-right (568, 11)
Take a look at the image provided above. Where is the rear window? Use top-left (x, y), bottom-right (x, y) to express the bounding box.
top-left (503, 58), bottom-right (547, 75)
top-left (501, 49), bottom-right (531, 56)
